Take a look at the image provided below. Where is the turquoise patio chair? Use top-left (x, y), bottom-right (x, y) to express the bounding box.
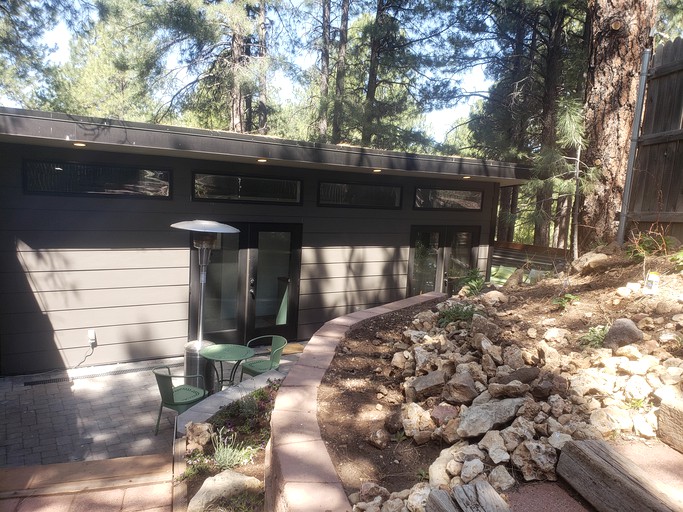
top-left (153, 366), bottom-right (208, 435)
top-left (240, 335), bottom-right (288, 381)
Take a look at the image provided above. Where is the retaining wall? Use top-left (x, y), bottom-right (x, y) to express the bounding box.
top-left (264, 292), bottom-right (446, 512)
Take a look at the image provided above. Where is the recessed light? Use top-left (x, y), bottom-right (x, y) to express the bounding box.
top-left (462, 176), bottom-right (471, 179)
top-left (372, 169), bottom-right (382, 173)
top-left (257, 158), bottom-right (268, 163)
top-left (73, 142), bottom-right (86, 147)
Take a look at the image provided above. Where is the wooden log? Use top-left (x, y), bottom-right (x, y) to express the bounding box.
top-left (557, 440), bottom-right (680, 512)
top-left (658, 398), bottom-right (683, 453)
top-left (426, 489), bottom-right (460, 512)
top-left (451, 480), bottom-right (510, 512)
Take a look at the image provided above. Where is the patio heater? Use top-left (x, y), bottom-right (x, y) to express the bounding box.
top-left (171, 220), bottom-right (239, 387)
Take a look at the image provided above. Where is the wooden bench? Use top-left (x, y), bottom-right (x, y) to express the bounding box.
top-left (557, 440), bottom-right (681, 512)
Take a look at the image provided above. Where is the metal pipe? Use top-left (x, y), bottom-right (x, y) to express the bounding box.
top-left (617, 47), bottom-right (652, 245)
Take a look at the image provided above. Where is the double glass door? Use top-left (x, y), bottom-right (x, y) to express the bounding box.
top-left (190, 223), bottom-right (301, 345)
top-left (408, 226), bottom-right (480, 296)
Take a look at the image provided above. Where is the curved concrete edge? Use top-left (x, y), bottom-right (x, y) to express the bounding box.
top-left (265, 292), bottom-right (446, 512)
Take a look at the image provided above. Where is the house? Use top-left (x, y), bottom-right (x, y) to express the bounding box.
top-left (0, 107), bottom-right (529, 374)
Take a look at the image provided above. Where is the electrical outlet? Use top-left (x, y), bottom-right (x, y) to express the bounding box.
top-left (88, 329), bottom-right (97, 348)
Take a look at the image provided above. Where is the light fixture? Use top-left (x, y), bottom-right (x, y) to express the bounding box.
top-left (73, 142), bottom-right (86, 147)
top-left (171, 220), bottom-right (240, 384)
top-left (372, 169), bottom-right (382, 173)
top-left (257, 158), bottom-right (268, 163)
top-left (462, 176), bottom-right (471, 180)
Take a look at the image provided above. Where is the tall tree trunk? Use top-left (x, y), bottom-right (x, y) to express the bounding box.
top-left (534, 6), bottom-right (566, 247)
top-left (361, 0), bottom-right (384, 146)
top-left (553, 194), bottom-right (571, 248)
top-left (331, 0), bottom-right (350, 144)
top-left (578, 0), bottom-right (656, 250)
top-left (258, 2), bottom-right (268, 134)
top-left (318, 0), bottom-right (331, 139)
top-left (230, 32), bottom-right (245, 132)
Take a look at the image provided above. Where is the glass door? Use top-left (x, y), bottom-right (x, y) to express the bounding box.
top-left (191, 223), bottom-right (301, 345)
top-left (408, 226), bottom-right (480, 296)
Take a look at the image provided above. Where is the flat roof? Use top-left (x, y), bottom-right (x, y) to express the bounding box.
top-left (0, 107), bottom-right (530, 185)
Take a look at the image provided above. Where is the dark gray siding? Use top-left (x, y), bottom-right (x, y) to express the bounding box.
top-left (0, 142), bottom-right (496, 374)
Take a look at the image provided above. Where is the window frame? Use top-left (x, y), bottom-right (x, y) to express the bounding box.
top-left (317, 180), bottom-right (403, 209)
top-left (192, 172), bottom-right (303, 205)
top-left (413, 187), bottom-right (483, 211)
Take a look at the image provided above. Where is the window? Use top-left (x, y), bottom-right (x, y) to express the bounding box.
top-left (194, 173), bottom-right (301, 204)
top-left (319, 182), bottom-right (401, 209)
top-left (23, 160), bottom-right (171, 197)
top-left (414, 188), bottom-right (482, 210)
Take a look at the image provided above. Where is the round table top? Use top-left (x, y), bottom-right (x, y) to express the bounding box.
top-left (199, 344), bottom-right (255, 362)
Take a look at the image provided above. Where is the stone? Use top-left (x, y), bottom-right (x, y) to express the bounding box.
top-left (503, 268), bottom-right (525, 289)
top-left (548, 394), bottom-right (570, 418)
top-left (380, 498), bottom-right (405, 512)
top-left (413, 346), bottom-right (440, 375)
top-left (446, 459), bottom-right (463, 477)
top-left (482, 290), bottom-right (508, 306)
top-left (589, 406), bottom-right (633, 434)
top-left (185, 422), bottom-right (213, 455)
top-left (429, 446), bottom-right (457, 488)
top-left (187, 470), bottom-right (262, 512)
top-left (623, 375), bottom-right (653, 401)
top-left (478, 430), bottom-right (510, 464)
top-left (406, 482), bottom-right (431, 512)
top-left (614, 345), bottom-right (643, 360)
top-left (391, 351), bottom-right (409, 370)
top-left (569, 368), bottom-right (616, 397)
top-left (402, 402), bottom-right (436, 437)
top-left (368, 428), bottom-right (391, 449)
top-left (503, 345), bottom-right (526, 370)
top-left (603, 318), bottom-right (644, 349)
top-left (511, 440), bottom-right (558, 481)
top-left (443, 372), bottom-right (479, 405)
top-left (441, 418), bottom-right (462, 444)
top-left (431, 404), bottom-right (460, 426)
top-left (491, 366), bottom-right (540, 385)
top-left (660, 366), bottom-right (683, 385)
top-left (471, 313), bottom-right (501, 341)
top-left (532, 371), bottom-right (569, 400)
top-left (543, 328), bottom-right (571, 344)
top-left (619, 355), bottom-right (659, 376)
top-left (537, 340), bottom-right (562, 369)
top-left (632, 414), bottom-right (657, 438)
top-left (410, 370), bottom-right (446, 401)
top-left (460, 458), bottom-right (485, 483)
top-left (360, 482), bottom-right (390, 503)
top-left (488, 465), bottom-right (516, 492)
top-left (488, 380), bottom-right (531, 399)
top-left (456, 398), bottom-right (526, 438)
top-left (547, 432), bottom-right (573, 450)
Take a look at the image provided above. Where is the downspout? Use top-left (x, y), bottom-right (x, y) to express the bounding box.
top-left (616, 47), bottom-right (652, 245)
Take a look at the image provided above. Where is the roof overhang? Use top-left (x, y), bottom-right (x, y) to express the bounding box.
top-left (0, 107), bottom-right (530, 185)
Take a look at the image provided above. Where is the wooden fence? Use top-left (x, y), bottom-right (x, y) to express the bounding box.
top-left (628, 37), bottom-right (683, 240)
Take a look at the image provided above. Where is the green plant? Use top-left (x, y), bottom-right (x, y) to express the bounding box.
top-left (626, 398), bottom-right (650, 411)
top-left (214, 490), bottom-right (265, 511)
top-left (180, 451), bottom-right (216, 481)
top-left (671, 250), bottom-right (683, 271)
top-left (579, 325), bottom-right (610, 348)
top-left (552, 293), bottom-right (578, 311)
top-left (211, 427), bottom-right (258, 470)
top-left (416, 468), bottom-right (429, 482)
top-left (459, 268), bottom-right (485, 296)
top-left (437, 303), bottom-right (479, 327)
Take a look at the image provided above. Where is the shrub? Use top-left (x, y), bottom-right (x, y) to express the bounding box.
top-left (211, 427), bottom-right (258, 470)
top-left (459, 268), bottom-right (485, 296)
top-left (580, 325), bottom-right (609, 348)
top-left (437, 303), bottom-right (478, 327)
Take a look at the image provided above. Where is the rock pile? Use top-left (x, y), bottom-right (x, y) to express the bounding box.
top-left (351, 291), bottom-right (683, 511)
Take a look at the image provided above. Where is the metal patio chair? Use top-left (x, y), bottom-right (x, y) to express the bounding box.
top-left (152, 366), bottom-right (208, 435)
top-left (240, 335), bottom-right (288, 381)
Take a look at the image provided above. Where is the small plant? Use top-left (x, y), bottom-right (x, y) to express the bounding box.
top-left (671, 250), bottom-right (683, 271)
top-left (391, 430), bottom-right (407, 443)
top-left (211, 427), bottom-right (258, 470)
top-left (580, 325), bottom-right (610, 348)
top-left (181, 451), bottom-right (215, 481)
top-left (459, 268), bottom-right (485, 296)
top-left (437, 303), bottom-right (479, 327)
top-left (552, 293), bottom-right (578, 311)
top-left (626, 227), bottom-right (675, 261)
top-left (416, 468), bottom-right (429, 482)
top-left (626, 398), bottom-right (650, 411)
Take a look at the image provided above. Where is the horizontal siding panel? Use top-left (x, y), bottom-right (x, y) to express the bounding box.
top-left (297, 292), bottom-right (405, 325)
top-left (2, 267), bottom-right (189, 292)
top-left (301, 246), bottom-right (409, 265)
top-left (3, 320), bottom-right (188, 354)
top-left (2, 337), bottom-right (187, 374)
top-left (2, 303), bottom-right (188, 334)
top-left (7, 248), bottom-right (189, 272)
top-left (0, 286), bottom-right (188, 314)
top-left (299, 275), bottom-right (406, 295)
top-left (299, 288), bottom-right (403, 310)
top-left (301, 260), bottom-right (408, 279)
top-left (2, 208), bottom-right (188, 231)
top-left (0, 230), bottom-right (183, 251)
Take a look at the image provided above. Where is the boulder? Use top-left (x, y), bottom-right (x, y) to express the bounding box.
top-left (488, 465), bottom-right (516, 492)
top-left (409, 370), bottom-right (446, 401)
top-left (471, 314), bottom-right (501, 341)
top-left (603, 318), bottom-right (644, 349)
top-left (185, 422), bottom-right (213, 455)
top-left (456, 398), bottom-right (526, 438)
top-left (443, 373), bottom-right (479, 405)
top-left (478, 430), bottom-right (510, 464)
top-left (187, 470), bottom-right (262, 512)
top-left (511, 440), bottom-right (558, 481)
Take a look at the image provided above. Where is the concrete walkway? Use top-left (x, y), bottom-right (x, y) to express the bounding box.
top-left (0, 349), bottom-right (301, 511)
